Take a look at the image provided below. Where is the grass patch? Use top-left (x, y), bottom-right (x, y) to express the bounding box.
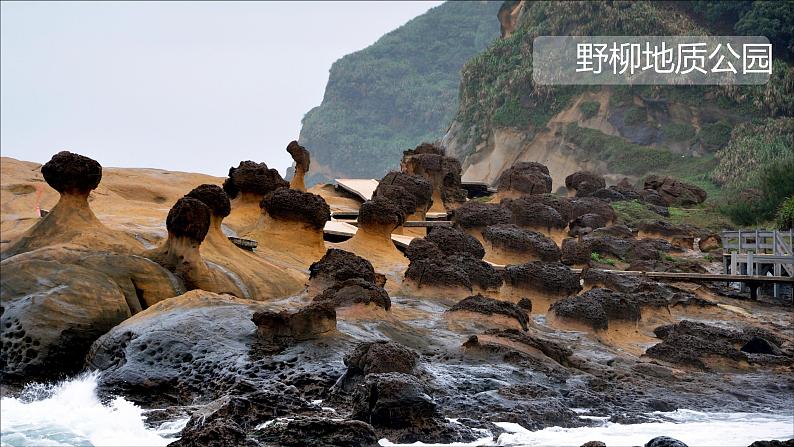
top-left (612, 200), bottom-right (660, 227)
top-left (668, 205), bottom-right (735, 233)
top-left (698, 120), bottom-right (732, 149)
top-left (624, 106), bottom-right (647, 126)
top-left (663, 122), bottom-right (696, 142)
top-left (591, 252), bottom-right (617, 266)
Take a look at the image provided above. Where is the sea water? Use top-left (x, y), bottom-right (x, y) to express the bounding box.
top-left (2, 373), bottom-right (791, 447)
top-left (0, 372), bottom-right (187, 447)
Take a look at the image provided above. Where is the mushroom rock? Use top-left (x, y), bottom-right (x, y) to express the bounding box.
top-left (245, 188), bottom-right (331, 270)
top-left (446, 294), bottom-right (530, 331)
top-left (570, 197), bottom-right (617, 225)
top-left (187, 184), bottom-right (305, 299)
top-left (643, 175), bottom-right (707, 206)
top-left (377, 172), bottom-right (434, 236)
top-left (312, 278), bottom-right (391, 311)
top-left (1, 259), bottom-right (133, 381)
top-left (591, 187), bottom-right (627, 202)
top-left (336, 340), bottom-right (420, 392)
top-left (1, 151), bottom-right (142, 259)
top-left (146, 197), bottom-right (246, 297)
top-left (251, 302), bottom-right (336, 348)
top-left (568, 213), bottom-right (609, 237)
top-left (286, 140), bottom-right (311, 192)
top-left (548, 288), bottom-right (641, 331)
top-left (373, 183), bottom-right (420, 237)
top-left (637, 221), bottom-right (696, 250)
top-left (565, 171), bottom-right (606, 198)
top-left (450, 201), bottom-right (513, 243)
top-left (580, 268), bottom-right (672, 295)
top-left (496, 162), bottom-right (553, 199)
top-left (502, 262), bottom-right (582, 312)
top-left (308, 248), bottom-right (377, 293)
top-left (425, 226), bottom-right (486, 259)
top-left (638, 189), bottom-right (668, 207)
top-left (590, 224), bottom-right (636, 239)
top-left (403, 233), bottom-right (502, 299)
top-left (334, 197), bottom-right (407, 272)
top-left (482, 224), bottom-right (561, 264)
top-left (501, 198), bottom-right (567, 243)
top-left (476, 328), bottom-right (573, 366)
top-left (222, 160), bottom-right (289, 234)
top-left (400, 143), bottom-right (467, 212)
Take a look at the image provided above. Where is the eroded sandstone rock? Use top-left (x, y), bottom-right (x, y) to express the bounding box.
top-left (287, 140), bottom-right (311, 191)
top-left (496, 162), bottom-right (553, 198)
top-left (482, 224), bottom-right (561, 263)
top-left (312, 278), bottom-right (391, 310)
top-left (565, 171), bottom-right (605, 198)
top-left (447, 294), bottom-right (529, 330)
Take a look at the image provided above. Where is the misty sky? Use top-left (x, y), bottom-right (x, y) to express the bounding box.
top-left (1, 1), bottom-right (444, 176)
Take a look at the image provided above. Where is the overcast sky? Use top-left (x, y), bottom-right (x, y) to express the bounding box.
top-left (1, 1), bottom-right (444, 176)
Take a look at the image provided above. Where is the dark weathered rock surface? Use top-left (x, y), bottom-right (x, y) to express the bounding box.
top-left (260, 188), bottom-right (330, 229)
top-left (448, 294), bottom-right (529, 330)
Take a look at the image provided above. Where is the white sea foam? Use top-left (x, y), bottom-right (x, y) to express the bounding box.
top-left (0, 372), bottom-right (188, 447)
top-left (380, 409), bottom-right (793, 447)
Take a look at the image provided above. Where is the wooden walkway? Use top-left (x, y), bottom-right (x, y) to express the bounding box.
top-left (335, 179), bottom-right (378, 202)
top-left (721, 229), bottom-right (793, 298)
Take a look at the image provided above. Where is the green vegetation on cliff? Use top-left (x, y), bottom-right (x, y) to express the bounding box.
top-left (298, 1), bottom-right (501, 184)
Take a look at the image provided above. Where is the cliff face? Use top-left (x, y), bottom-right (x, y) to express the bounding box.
top-left (443, 0), bottom-right (793, 196)
top-left (298, 1), bottom-right (501, 186)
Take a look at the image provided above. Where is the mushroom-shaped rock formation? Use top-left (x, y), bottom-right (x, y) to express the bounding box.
top-left (565, 171), bottom-right (606, 198)
top-left (286, 140), bottom-right (311, 191)
top-left (549, 288), bottom-right (641, 331)
top-left (450, 201), bottom-right (513, 243)
top-left (496, 162), bottom-right (553, 199)
top-left (501, 197), bottom-right (567, 243)
top-left (502, 262), bottom-right (582, 311)
top-left (1, 259), bottom-right (134, 381)
top-left (645, 320), bottom-right (787, 370)
top-left (336, 340), bottom-right (420, 392)
top-left (351, 372), bottom-right (439, 429)
top-left (252, 302), bottom-right (336, 349)
top-left (590, 224), bottom-right (636, 239)
top-left (245, 188), bottom-right (331, 269)
top-left (643, 175), bottom-right (707, 206)
top-left (568, 213), bottom-right (609, 237)
top-left (312, 278), bottom-right (391, 311)
top-left (146, 197), bottom-right (246, 297)
top-left (377, 171), bottom-right (434, 222)
top-left (403, 229), bottom-right (502, 299)
top-left (1, 151), bottom-right (142, 259)
top-left (186, 184), bottom-right (305, 299)
top-left (308, 248), bottom-right (377, 293)
top-left (482, 224), bottom-right (561, 264)
top-left (570, 197), bottom-right (617, 225)
top-left (334, 197), bottom-right (407, 272)
top-left (446, 294), bottom-right (529, 331)
top-left (222, 160), bottom-right (289, 234)
top-left (400, 143), bottom-right (467, 212)
top-left (560, 236), bottom-right (631, 266)
top-left (637, 220), bottom-right (697, 249)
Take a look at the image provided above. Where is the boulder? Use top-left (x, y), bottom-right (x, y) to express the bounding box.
top-left (451, 202), bottom-right (512, 229)
top-left (185, 184), bottom-right (231, 219)
top-left (40, 150), bottom-right (102, 194)
top-left (425, 226), bottom-right (485, 259)
top-left (549, 288), bottom-right (641, 330)
top-left (496, 162), bottom-right (553, 197)
top-left (373, 184), bottom-right (418, 216)
top-left (252, 303), bottom-right (337, 346)
top-left (309, 248), bottom-right (377, 286)
top-left (312, 278), bottom-right (391, 310)
top-left (260, 188), bottom-right (331, 230)
top-left (400, 143), bottom-right (467, 211)
top-left (565, 171), bottom-right (606, 197)
top-left (645, 436), bottom-right (689, 447)
top-left (504, 201), bottom-right (566, 232)
top-left (351, 372), bottom-right (438, 428)
top-left (643, 175), bottom-right (707, 206)
top-left (482, 224), bottom-right (561, 262)
top-left (568, 213), bottom-right (609, 237)
top-left (344, 341), bottom-right (419, 378)
top-left (378, 172), bottom-right (434, 215)
top-left (447, 294), bottom-right (530, 330)
top-left (570, 197), bottom-right (617, 224)
top-left (358, 197), bottom-right (406, 230)
top-left (503, 262), bottom-right (582, 297)
top-left (253, 417), bottom-right (378, 447)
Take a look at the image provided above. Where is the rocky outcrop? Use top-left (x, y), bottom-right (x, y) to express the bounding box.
top-left (145, 197), bottom-right (245, 297)
top-left (495, 161), bottom-right (553, 199)
top-left (187, 184), bottom-right (306, 300)
top-left (646, 320), bottom-right (789, 369)
top-left (377, 172), bottom-right (434, 217)
top-left (645, 437), bottom-right (689, 447)
top-left (404, 228), bottom-right (502, 296)
top-left (644, 175), bottom-right (707, 206)
top-left (503, 261), bottom-right (582, 300)
top-left (1, 151), bottom-right (142, 259)
top-left (338, 341), bottom-right (420, 392)
top-left (401, 143), bottom-right (467, 212)
top-left (287, 140), bottom-right (311, 191)
top-left (223, 160), bottom-right (289, 234)
top-left (447, 294), bottom-right (530, 330)
top-left (245, 188), bottom-right (331, 268)
top-left (637, 220), bottom-right (697, 249)
top-left (568, 213), bottom-right (609, 237)
top-left (312, 278), bottom-right (391, 311)
top-left (570, 197), bottom-right (617, 225)
top-left (253, 417), bottom-right (379, 447)
top-left (565, 171), bottom-right (606, 197)
top-left (309, 248), bottom-right (377, 291)
top-left (549, 288), bottom-right (642, 330)
top-left (335, 197), bottom-right (407, 268)
top-left (451, 201), bottom-right (512, 230)
top-left (482, 224), bottom-right (561, 263)
top-left (502, 198), bottom-right (566, 234)
top-left (252, 303), bottom-right (337, 348)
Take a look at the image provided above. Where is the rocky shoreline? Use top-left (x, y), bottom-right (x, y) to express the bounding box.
top-left (1, 144), bottom-right (792, 447)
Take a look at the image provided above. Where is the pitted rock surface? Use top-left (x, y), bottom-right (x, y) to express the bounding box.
top-left (186, 184), bottom-right (231, 218)
top-left (309, 248), bottom-right (377, 285)
top-left (496, 162), bottom-right (553, 195)
top-left (451, 202), bottom-right (512, 229)
top-left (482, 224), bottom-right (561, 262)
top-left (41, 151), bottom-right (103, 194)
top-left (378, 172), bottom-right (434, 211)
top-left (286, 140), bottom-right (311, 173)
top-left (313, 278), bottom-right (391, 310)
top-left (358, 197), bottom-right (406, 229)
top-left (501, 200), bottom-right (565, 230)
top-left (503, 262), bottom-right (582, 296)
top-left (222, 160), bottom-right (288, 199)
top-left (448, 294), bottom-right (529, 331)
top-left (425, 227), bottom-right (485, 259)
top-left (260, 188), bottom-right (330, 229)
top-left (166, 197), bottom-right (211, 242)
top-left (550, 288), bottom-right (642, 330)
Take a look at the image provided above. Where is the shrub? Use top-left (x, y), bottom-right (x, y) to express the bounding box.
top-left (663, 122), bottom-right (696, 142)
top-left (624, 107), bottom-right (647, 126)
top-left (776, 197), bottom-right (794, 230)
top-left (579, 101), bottom-right (600, 120)
top-left (699, 120), bottom-right (732, 150)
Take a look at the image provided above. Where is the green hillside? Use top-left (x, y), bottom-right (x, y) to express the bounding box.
top-left (298, 0), bottom-right (501, 185)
